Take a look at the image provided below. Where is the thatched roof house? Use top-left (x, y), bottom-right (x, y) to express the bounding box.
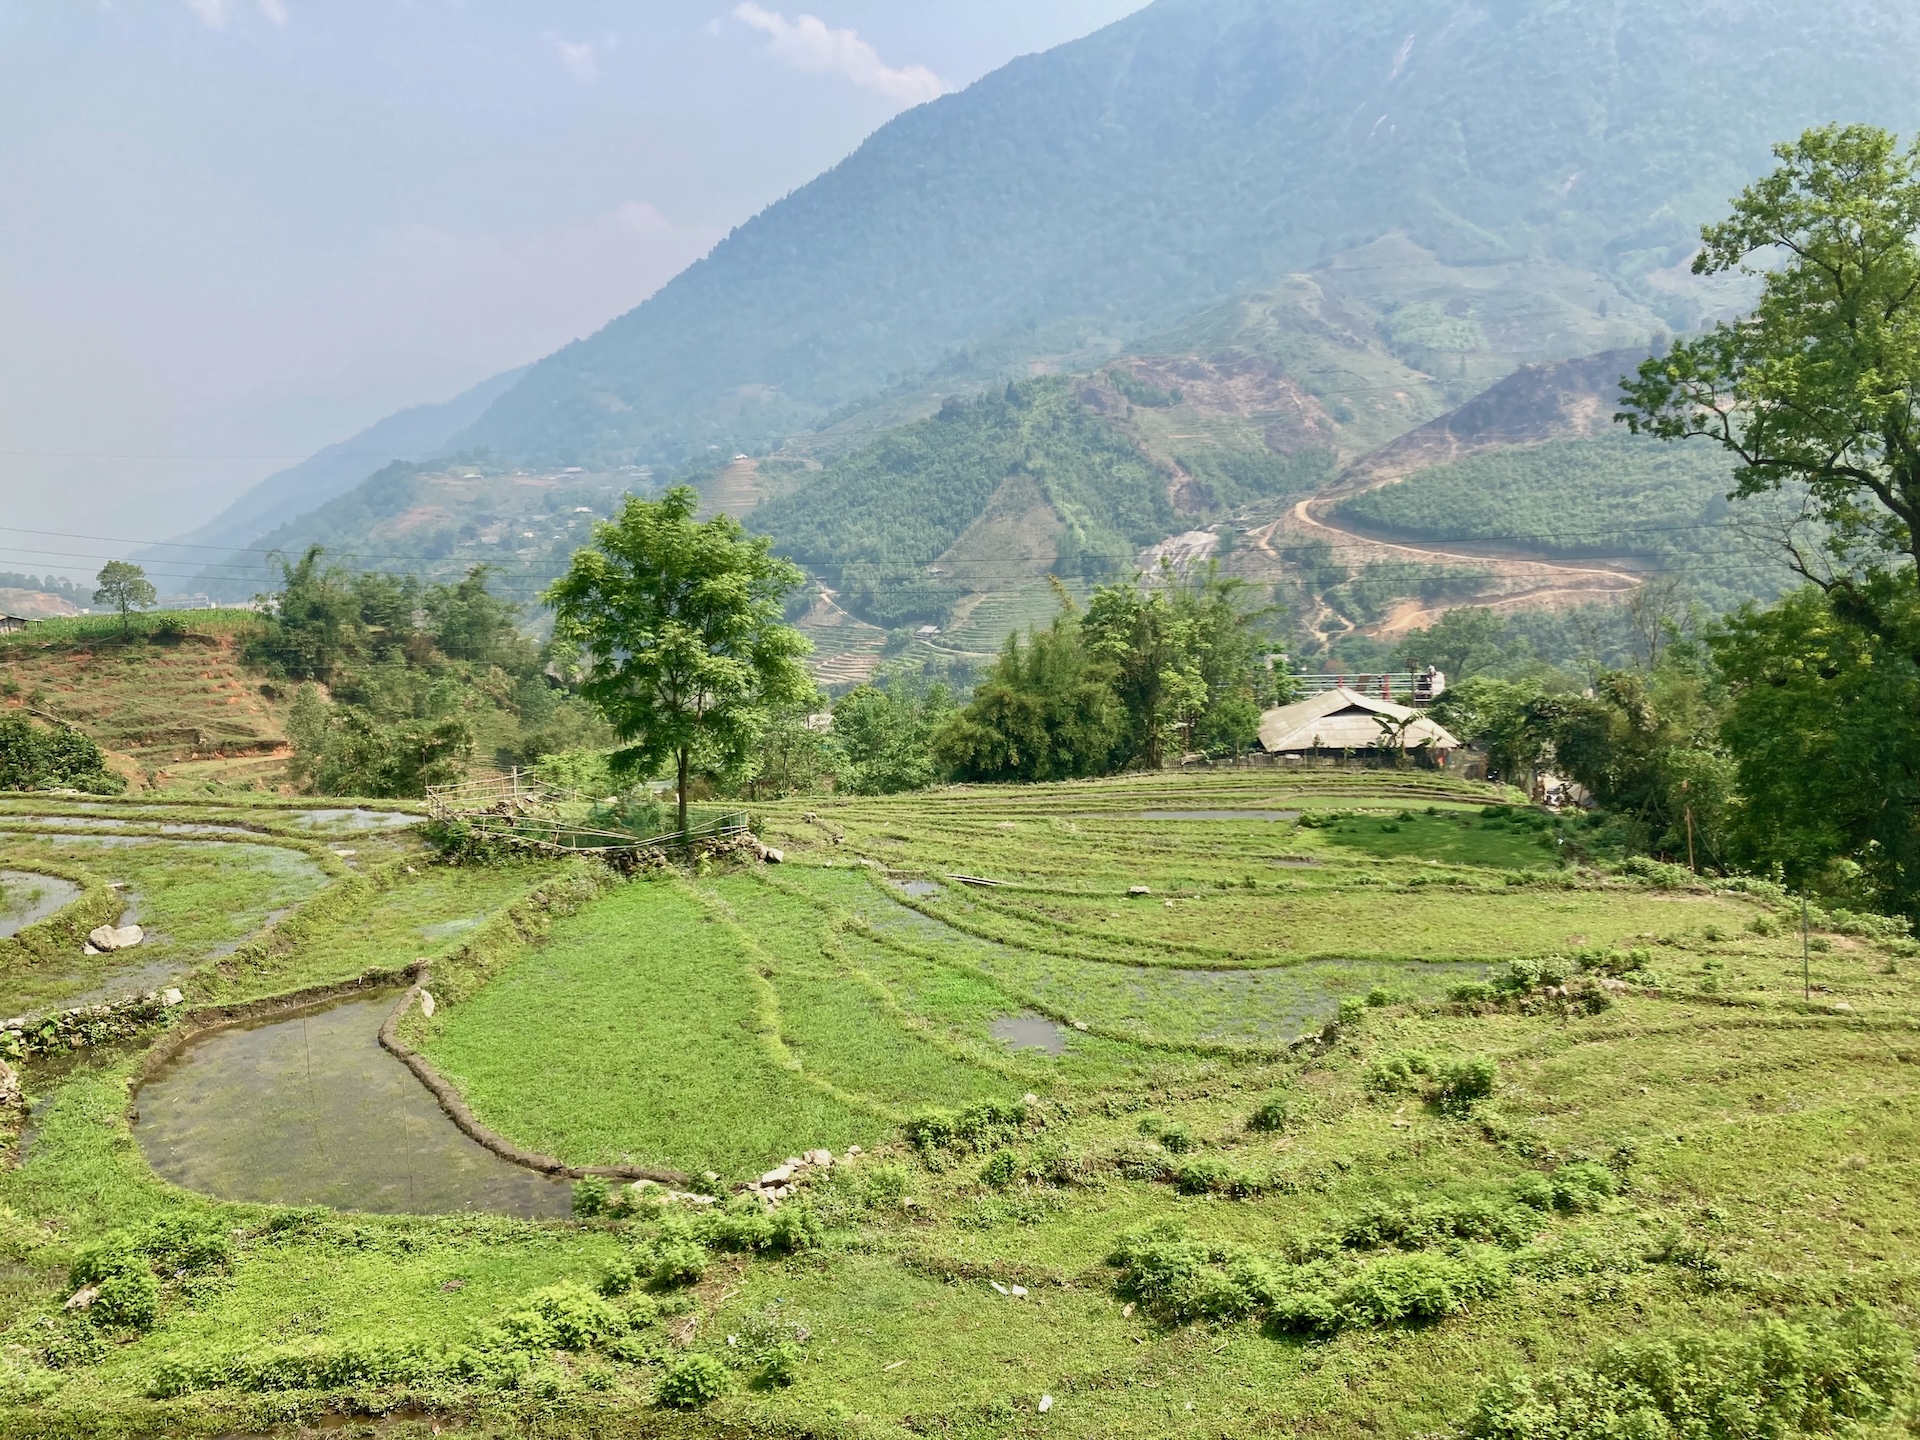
top-left (1257, 686), bottom-right (1461, 756)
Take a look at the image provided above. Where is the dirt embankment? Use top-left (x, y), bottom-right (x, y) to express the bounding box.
top-left (1249, 348), bottom-right (1651, 636)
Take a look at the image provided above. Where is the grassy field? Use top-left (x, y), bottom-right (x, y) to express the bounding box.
top-left (0, 771), bottom-right (1914, 1437)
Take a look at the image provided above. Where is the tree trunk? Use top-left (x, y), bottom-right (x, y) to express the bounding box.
top-left (677, 746), bottom-right (689, 840)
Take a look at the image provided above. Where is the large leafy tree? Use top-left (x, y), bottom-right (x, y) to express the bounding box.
top-left (1620, 124), bottom-right (1920, 594)
top-left (545, 486), bottom-right (812, 835)
top-left (93, 560), bottom-right (155, 633)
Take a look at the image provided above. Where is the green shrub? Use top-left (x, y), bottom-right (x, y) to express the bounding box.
top-left (1364, 1051), bottom-right (1434, 1095)
top-left (1338, 996), bottom-right (1368, 1024)
top-left (907, 1098), bottom-right (1028, 1158)
top-left (1247, 1094), bottom-right (1291, 1132)
top-left (647, 1238), bottom-right (708, 1289)
top-left (91, 1269), bottom-right (160, 1330)
top-left (1433, 1056), bottom-right (1498, 1113)
top-left (1448, 981), bottom-right (1496, 1004)
top-left (1158, 1122), bottom-right (1195, 1155)
top-left (1547, 1160), bottom-right (1620, 1211)
top-left (1464, 1310), bottom-right (1911, 1440)
top-left (761, 1340), bottom-right (803, 1388)
top-left (656, 1353), bottom-right (730, 1409)
top-left (1338, 1195), bottom-right (1534, 1250)
top-left (980, 1149), bottom-right (1020, 1189)
top-left (1320, 1247), bottom-right (1509, 1329)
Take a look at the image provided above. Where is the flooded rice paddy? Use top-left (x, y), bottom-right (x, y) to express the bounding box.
top-left (0, 869), bottom-right (81, 937)
top-left (135, 993), bottom-right (571, 1217)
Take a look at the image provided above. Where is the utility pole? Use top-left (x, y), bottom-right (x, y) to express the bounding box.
top-left (1801, 889), bottom-right (1811, 1002)
top-left (1680, 778), bottom-right (1696, 873)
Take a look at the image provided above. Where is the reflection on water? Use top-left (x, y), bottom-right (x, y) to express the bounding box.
top-left (134, 994), bottom-right (571, 1217)
top-left (989, 1013), bottom-right (1067, 1055)
top-left (292, 809), bottom-right (421, 831)
top-left (0, 870), bottom-right (80, 937)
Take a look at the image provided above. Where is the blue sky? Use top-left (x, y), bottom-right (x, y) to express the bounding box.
top-left (0, 0), bottom-right (1147, 570)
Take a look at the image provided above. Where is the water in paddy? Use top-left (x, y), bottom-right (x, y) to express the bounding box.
top-left (293, 808), bottom-right (421, 831)
top-left (1136, 809), bottom-right (1302, 822)
top-left (135, 993), bottom-right (571, 1217)
top-left (891, 879), bottom-right (941, 898)
top-left (0, 870), bottom-right (80, 937)
top-left (989, 1013), bottom-right (1067, 1055)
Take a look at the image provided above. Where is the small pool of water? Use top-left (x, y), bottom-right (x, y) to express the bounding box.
top-left (0, 870), bottom-right (81, 938)
top-left (891, 879), bottom-right (941, 898)
top-left (292, 809), bottom-right (421, 831)
top-left (988, 1013), bottom-right (1067, 1056)
top-left (1137, 809), bottom-right (1302, 822)
top-left (134, 993), bottom-right (572, 1217)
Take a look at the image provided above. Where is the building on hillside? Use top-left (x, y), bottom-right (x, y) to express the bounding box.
top-left (1256, 686), bottom-right (1462, 762)
top-left (0, 615), bottom-right (31, 634)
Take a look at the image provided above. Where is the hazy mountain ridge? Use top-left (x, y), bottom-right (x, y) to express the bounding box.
top-left (450, 0), bottom-right (1920, 468)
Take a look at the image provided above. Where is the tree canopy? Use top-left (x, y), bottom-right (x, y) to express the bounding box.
top-left (545, 486), bottom-right (813, 834)
top-left (93, 561), bottom-right (155, 631)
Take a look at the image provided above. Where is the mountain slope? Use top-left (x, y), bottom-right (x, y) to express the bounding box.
top-left (153, 368), bottom-right (525, 590)
top-left (453, 0), bottom-right (1920, 468)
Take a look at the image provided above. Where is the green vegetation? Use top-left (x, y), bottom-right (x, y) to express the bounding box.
top-left (0, 768), bottom-right (1916, 1435)
top-left (0, 716), bottom-right (119, 795)
top-left (752, 379), bottom-right (1175, 628)
top-left (547, 486), bottom-right (812, 833)
top-left (92, 562), bottom-right (157, 634)
top-left (1337, 434), bottom-right (1788, 612)
top-left (251, 547), bottom-right (610, 796)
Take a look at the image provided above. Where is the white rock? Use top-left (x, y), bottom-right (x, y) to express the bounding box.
top-left (1128, 885), bottom-right (1150, 897)
top-left (1121, 1302), bottom-right (1135, 1318)
top-left (87, 924), bottom-right (143, 952)
top-left (806, 1148), bottom-right (833, 1166)
top-left (1009, 1284), bottom-right (1028, 1298)
top-left (760, 1165), bottom-right (794, 1186)
top-left (763, 847), bottom-right (784, 864)
top-left (989, 1281), bottom-right (1009, 1295)
top-left (1038, 1394), bottom-right (1053, 1413)
top-left (63, 1284), bottom-right (100, 1312)
top-left (1833, 1001), bottom-right (1855, 1013)
top-left (420, 990), bottom-right (436, 1018)
top-left (846, 1145), bottom-right (862, 1156)
top-left (1070, 1021), bottom-right (1089, 1032)
top-left (1022, 1094), bottom-right (1040, 1106)
top-left (332, 849), bottom-right (356, 858)
top-left (160, 988), bottom-right (183, 1007)
top-left (83, 944), bottom-right (101, 956)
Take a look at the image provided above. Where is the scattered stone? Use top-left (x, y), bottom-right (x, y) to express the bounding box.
top-left (783, 1155), bottom-right (803, 1168)
top-left (805, 1148), bottom-right (833, 1167)
top-left (803, 812), bottom-right (819, 823)
top-left (989, 1281), bottom-right (1009, 1295)
top-left (1038, 1394), bottom-right (1053, 1413)
top-left (87, 924), bottom-right (144, 952)
top-left (1164, 899), bottom-right (1174, 909)
top-left (420, 990), bottom-right (436, 1018)
top-left (1127, 885), bottom-right (1151, 897)
top-left (107, 881), bottom-right (126, 890)
top-left (1070, 1020), bottom-right (1089, 1032)
top-left (760, 1165), bottom-right (794, 1186)
top-left (1121, 1302), bottom-right (1135, 1318)
top-left (63, 1284), bottom-right (99, 1312)
top-left (0, 1059), bottom-right (18, 1106)
top-left (1009, 1284), bottom-right (1028, 1298)
top-left (846, 1145), bottom-right (862, 1156)
top-left (332, 849), bottom-right (356, 858)
top-left (703, 1170), bottom-right (721, 1183)
top-left (82, 944), bottom-right (100, 956)
top-left (160, 988), bottom-right (183, 1007)
top-left (1833, 1001), bottom-right (1856, 1013)
top-left (1022, 1094), bottom-right (1040, 1106)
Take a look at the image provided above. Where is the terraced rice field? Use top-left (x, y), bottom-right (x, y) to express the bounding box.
top-left (0, 772), bottom-right (1914, 1438)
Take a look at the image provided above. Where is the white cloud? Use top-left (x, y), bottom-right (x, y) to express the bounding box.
top-left (184, 0), bottom-right (289, 26)
top-left (550, 37), bottom-right (596, 82)
top-left (731, 4), bottom-right (946, 106)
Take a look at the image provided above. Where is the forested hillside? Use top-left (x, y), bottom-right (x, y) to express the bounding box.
top-left (453, 0), bottom-right (1920, 468)
top-left (1336, 434), bottom-right (1793, 613)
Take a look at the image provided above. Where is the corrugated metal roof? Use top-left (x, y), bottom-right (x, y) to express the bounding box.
top-left (1257, 686), bottom-right (1460, 754)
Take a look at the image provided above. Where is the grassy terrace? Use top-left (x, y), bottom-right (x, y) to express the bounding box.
top-left (0, 771), bottom-right (1914, 1436)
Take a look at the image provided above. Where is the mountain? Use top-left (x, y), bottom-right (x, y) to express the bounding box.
top-left (450, 0), bottom-right (1920, 468)
top-left (152, 368), bottom-right (524, 595)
